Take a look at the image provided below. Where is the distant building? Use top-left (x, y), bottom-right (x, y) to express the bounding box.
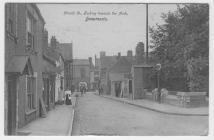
top-left (94, 55), bottom-right (101, 89)
top-left (57, 43), bottom-right (73, 91)
top-left (96, 42), bottom-right (157, 99)
top-left (42, 36), bottom-right (64, 111)
top-left (72, 58), bottom-right (94, 91)
top-left (99, 52), bottom-right (118, 94)
top-left (109, 56), bottom-right (132, 98)
top-left (89, 57), bottom-right (96, 90)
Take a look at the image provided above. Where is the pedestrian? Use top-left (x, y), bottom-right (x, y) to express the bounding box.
top-left (115, 83), bottom-right (120, 97)
top-left (161, 88), bottom-right (168, 103)
top-left (83, 86), bottom-right (86, 94)
top-left (100, 86), bottom-right (103, 95)
top-left (80, 85), bottom-right (84, 96)
top-left (65, 92), bottom-right (72, 105)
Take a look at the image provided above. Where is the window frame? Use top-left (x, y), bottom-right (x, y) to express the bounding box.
top-left (6, 3), bottom-right (18, 41)
top-left (26, 12), bottom-right (35, 50)
top-left (26, 75), bottom-right (36, 112)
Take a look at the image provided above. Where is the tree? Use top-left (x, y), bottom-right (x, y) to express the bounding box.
top-left (149, 4), bottom-right (209, 92)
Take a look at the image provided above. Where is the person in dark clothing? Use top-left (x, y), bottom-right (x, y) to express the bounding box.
top-left (98, 87), bottom-right (101, 95)
top-left (115, 83), bottom-right (120, 97)
top-left (80, 86), bottom-right (84, 96)
top-left (65, 93), bottom-right (72, 105)
top-left (83, 86), bottom-right (86, 94)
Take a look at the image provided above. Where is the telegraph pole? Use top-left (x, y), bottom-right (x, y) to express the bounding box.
top-left (146, 3), bottom-right (149, 64)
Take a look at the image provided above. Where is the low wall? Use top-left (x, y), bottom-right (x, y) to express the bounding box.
top-left (145, 92), bottom-right (208, 108)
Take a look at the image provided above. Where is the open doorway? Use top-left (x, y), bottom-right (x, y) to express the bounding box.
top-left (7, 75), bottom-right (17, 135)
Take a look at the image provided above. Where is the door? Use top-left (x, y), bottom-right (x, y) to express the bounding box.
top-left (129, 80), bottom-right (132, 94)
top-left (7, 75), bottom-right (17, 135)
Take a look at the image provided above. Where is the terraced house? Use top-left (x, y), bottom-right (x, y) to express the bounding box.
top-left (5, 3), bottom-right (46, 135)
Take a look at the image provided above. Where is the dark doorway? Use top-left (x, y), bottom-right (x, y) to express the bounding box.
top-left (115, 82), bottom-right (121, 97)
top-left (7, 75), bottom-right (17, 135)
top-left (129, 80), bottom-right (132, 94)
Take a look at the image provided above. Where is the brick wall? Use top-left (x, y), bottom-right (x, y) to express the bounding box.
top-left (16, 4), bottom-right (44, 128)
top-left (73, 65), bottom-right (90, 90)
top-left (133, 67), bottom-right (153, 99)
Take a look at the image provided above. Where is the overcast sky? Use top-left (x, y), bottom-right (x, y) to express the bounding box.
top-left (37, 4), bottom-right (178, 59)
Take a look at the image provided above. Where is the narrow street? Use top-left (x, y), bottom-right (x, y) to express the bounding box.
top-left (71, 92), bottom-right (208, 136)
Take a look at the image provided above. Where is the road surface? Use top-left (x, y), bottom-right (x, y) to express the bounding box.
top-left (71, 92), bottom-right (208, 136)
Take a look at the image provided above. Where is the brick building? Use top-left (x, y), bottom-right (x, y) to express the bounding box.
top-left (57, 43), bottom-right (73, 90)
top-left (5, 3), bottom-right (45, 135)
top-left (109, 56), bottom-right (132, 98)
top-left (99, 52), bottom-right (118, 95)
top-left (72, 58), bottom-right (94, 91)
top-left (42, 36), bottom-right (65, 112)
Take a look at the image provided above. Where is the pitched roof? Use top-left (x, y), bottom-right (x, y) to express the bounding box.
top-left (6, 55), bottom-right (33, 75)
top-left (43, 58), bottom-right (60, 73)
top-left (33, 4), bottom-right (45, 24)
top-left (43, 47), bottom-right (61, 63)
top-left (100, 56), bottom-right (117, 70)
top-left (57, 43), bottom-right (73, 61)
top-left (73, 59), bottom-right (90, 66)
top-left (43, 47), bottom-right (63, 73)
top-left (109, 57), bottom-right (132, 73)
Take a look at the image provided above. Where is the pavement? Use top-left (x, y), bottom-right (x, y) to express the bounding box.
top-left (72, 93), bottom-right (208, 135)
top-left (17, 95), bottom-right (76, 136)
top-left (96, 93), bottom-right (208, 116)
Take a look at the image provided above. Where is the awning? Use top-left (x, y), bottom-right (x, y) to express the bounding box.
top-left (5, 55), bottom-right (33, 75)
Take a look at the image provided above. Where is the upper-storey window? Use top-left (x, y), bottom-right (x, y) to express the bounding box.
top-left (26, 13), bottom-right (35, 49)
top-left (6, 3), bottom-right (17, 39)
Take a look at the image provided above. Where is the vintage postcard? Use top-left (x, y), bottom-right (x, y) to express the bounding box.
top-left (2, 0), bottom-right (210, 136)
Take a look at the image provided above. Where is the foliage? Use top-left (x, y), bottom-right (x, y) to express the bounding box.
top-left (149, 4), bottom-right (209, 92)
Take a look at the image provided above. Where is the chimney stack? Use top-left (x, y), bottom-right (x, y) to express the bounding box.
top-left (89, 57), bottom-right (92, 68)
top-left (127, 50), bottom-right (133, 57)
top-left (118, 52), bottom-right (121, 57)
top-left (117, 52), bottom-right (121, 60)
top-left (100, 51), bottom-right (106, 58)
top-left (50, 36), bottom-right (57, 49)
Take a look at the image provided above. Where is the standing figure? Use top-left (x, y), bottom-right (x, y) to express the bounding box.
top-left (80, 85), bottom-right (84, 96)
top-left (65, 92), bottom-right (72, 105)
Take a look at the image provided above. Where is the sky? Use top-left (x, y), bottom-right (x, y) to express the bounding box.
top-left (37, 4), bottom-right (178, 59)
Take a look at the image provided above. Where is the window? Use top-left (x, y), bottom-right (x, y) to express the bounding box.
top-left (60, 77), bottom-right (63, 90)
top-left (26, 76), bottom-right (36, 111)
top-left (26, 13), bottom-right (35, 49)
top-left (6, 3), bottom-right (17, 37)
top-left (8, 19), bottom-right (13, 34)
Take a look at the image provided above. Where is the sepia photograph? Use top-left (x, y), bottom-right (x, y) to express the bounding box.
top-left (2, 0), bottom-right (210, 136)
